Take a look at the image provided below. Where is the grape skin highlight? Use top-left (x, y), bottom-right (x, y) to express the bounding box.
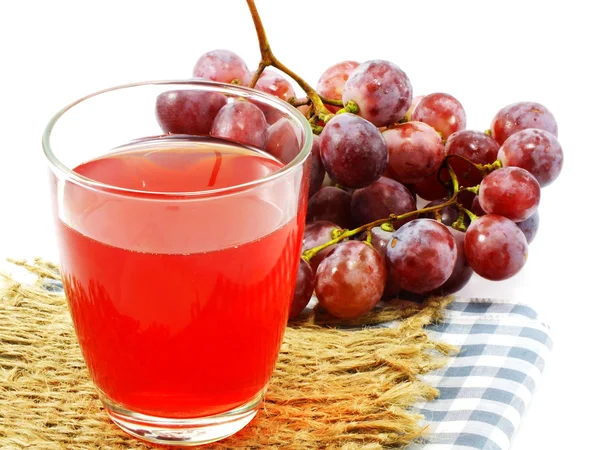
top-left (479, 167), bottom-right (541, 222)
top-left (383, 122), bottom-right (445, 185)
top-left (315, 241), bottom-right (386, 319)
top-left (491, 101), bottom-right (558, 145)
top-left (192, 49), bottom-right (251, 85)
top-left (210, 100), bottom-right (268, 149)
top-left (497, 128), bottom-right (564, 187)
top-left (320, 114), bottom-right (388, 188)
top-left (317, 60), bottom-right (360, 113)
top-left (412, 92), bottom-right (467, 140)
top-left (342, 60), bottom-right (413, 127)
top-left (386, 219), bottom-right (457, 294)
top-left (464, 214), bottom-right (528, 281)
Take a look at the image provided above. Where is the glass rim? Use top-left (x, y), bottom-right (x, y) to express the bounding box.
top-left (42, 79), bottom-right (313, 198)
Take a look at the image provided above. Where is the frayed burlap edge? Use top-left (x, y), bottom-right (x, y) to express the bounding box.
top-left (0, 259), bottom-right (457, 449)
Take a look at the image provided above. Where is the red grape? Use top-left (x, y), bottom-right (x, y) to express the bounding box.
top-left (306, 186), bottom-right (354, 229)
top-left (386, 219), bottom-right (457, 294)
top-left (289, 259), bottom-right (314, 319)
top-left (192, 49), bottom-right (251, 85)
top-left (309, 134), bottom-right (325, 197)
top-left (420, 199), bottom-right (459, 226)
top-left (412, 93), bottom-right (466, 140)
top-left (316, 60), bottom-right (360, 113)
top-left (342, 60), bottom-right (413, 127)
top-left (155, 90), bottom-right (227, 136)
top-left (430, 228), bottom-right (473, 295)
top-left (364, 226), bottom-right (394, 258)
top-left (479, 167), bottom-right (540, 222)
top-left (315, 241), bottom-right (386, 319)
top-left (210, 99), bottom-right (268, 149)
top-left (470, 195), bottom-right (486, 216)
top-left (265, 118), bottom-right (300, 164)
top-left (351, 176), bottom-right (416, 228)
top-left (497, 128), bottom-right (563, 187)
top-left (446, 130), bottom-right (500, 187)
top-left (516, 210), bottom-right (540, 244)
top-left (464, 214), bottom-right (528, 281)
top-left (491, 101), bottom-right (558, 145)
top-left (253, 69), bottom-right (296, 101)
top-left (412, 170), bottom-right (451, 201)
top-left (302, 220), bottom-right (343, 272)
top-left (404, 95), bottom-right (424, 121)
top-left (383, 122), bottom-right (445, 185)
top-left (319, 114), bottom-right (388, 188)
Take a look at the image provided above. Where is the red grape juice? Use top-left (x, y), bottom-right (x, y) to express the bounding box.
top-left (55, 137), bottom-right (304, 418)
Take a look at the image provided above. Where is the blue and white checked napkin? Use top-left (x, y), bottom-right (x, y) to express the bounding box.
top-left (404, 299), bottom-right (553, 450)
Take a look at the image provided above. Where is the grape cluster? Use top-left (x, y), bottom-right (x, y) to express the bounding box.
top-left (156, 48), bottom-right (564, 322)
top-left (290, 59), bottom-right (563, 320)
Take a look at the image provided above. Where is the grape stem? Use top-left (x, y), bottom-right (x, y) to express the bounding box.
top-left (302, 164), bottom-right (473, 262)
top-left (446, 154), bottom-right (503, 175)
top-left (289, 96), bottom-right (344, 108)
top-left (246, 0), bottom-right (335, 132)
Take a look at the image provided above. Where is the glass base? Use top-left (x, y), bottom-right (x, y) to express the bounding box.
top-left (101, 389), bottom-right (264, 447)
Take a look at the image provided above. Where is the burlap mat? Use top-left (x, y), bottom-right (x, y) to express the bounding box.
top-left (0, 259), bottom-right (456, 449)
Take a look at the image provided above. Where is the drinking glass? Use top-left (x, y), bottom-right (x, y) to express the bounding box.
top-left (42, 80), bottom-right (312, 446)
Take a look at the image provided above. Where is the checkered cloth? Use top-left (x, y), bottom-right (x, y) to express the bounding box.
top-left (403, 299), bottom-right (553, 450)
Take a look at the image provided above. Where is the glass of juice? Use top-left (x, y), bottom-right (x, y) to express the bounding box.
top-left (42, 81), bottom-right (312, 446)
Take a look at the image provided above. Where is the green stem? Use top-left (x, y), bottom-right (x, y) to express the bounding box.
top-left (303, 161), bottom-right (464, 261)
top-left (459, 205), bottom-right (479, 223)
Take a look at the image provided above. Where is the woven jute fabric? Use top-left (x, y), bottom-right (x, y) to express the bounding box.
top-left (0, 259), bottom-right (455, 449)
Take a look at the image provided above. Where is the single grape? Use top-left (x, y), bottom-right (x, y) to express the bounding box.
top-left (309, 134), bottom-right (326, 197)
top-left (464, 214), bottom-right (528, 281)
top-left (479, 167), bottom-right (540, 222)
top-left (265, 118), bottom-right (300, 164)
top-left (419, 199), bottom-right (460, 226)
top-left (497, 128), bottom-right (563, 187)
top-left (315, 241), bottom-right (386, 319)
top-left (192, 49), bottom-right (251, 85)
top-left (302, 220), bottom-right (343, 272)
top-left (316, 60), bottom-right (360, 113)
top-left (210, 99), bottom-right (268, 149)
top-left (412, 169), bottom-right (451, 201)
top-left (386, 219), bottom-right (457, 294)
top-left (470, 195), bottom-right (486, 216)
top-left (155, 90), bottom-right (227, 136)
top-left (364, 226), bottom-right (394, 258)
top-left (306, 186), bottom-right (354, 229)
top-left (403, 95), bottom-right (424, 121)
top-left (351, 176), bottom-right (416, 228)
top-left (491, 101), bottom-right (558, 145)
top-left (253, 69), bottom-right (296, 101)
top-left (342, 60), bottom-right (413, 127)
top-left (289, 259), bottom-right (315, 319)
top-left (319, 114), bottom-right (388, 188)
top-left (383, 122), bottom-right (445, 185)
top-left (446, 130), bottom-right (500, 187)
top-left (429, 228), bottom-right (473, 295)
top-left (412, 93), bottom-right (467, 140)
top-left (516, 210), bottom-right (540, 244)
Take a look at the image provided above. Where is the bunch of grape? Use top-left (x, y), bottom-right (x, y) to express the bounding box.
top-left (157, 49), bottom-right (564, 321)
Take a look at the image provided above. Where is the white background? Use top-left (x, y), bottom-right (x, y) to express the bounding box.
top-left (1, 0), bottom-right (598, 448)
